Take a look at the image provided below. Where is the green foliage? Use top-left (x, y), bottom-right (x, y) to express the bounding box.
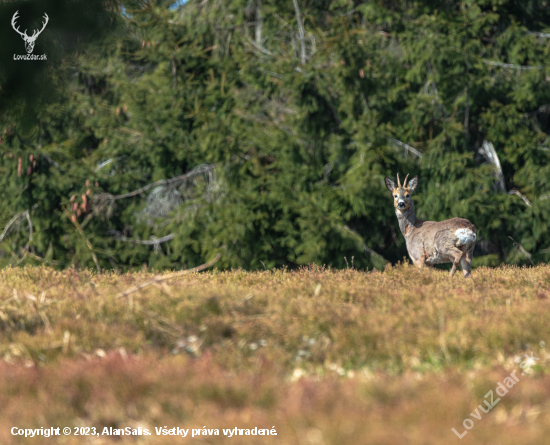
top-left (0, 0), bottom-right (120, 125)
top-left (1, 0), bottom-right (550, 270)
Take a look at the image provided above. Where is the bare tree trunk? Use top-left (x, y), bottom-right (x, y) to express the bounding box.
top-left (255, 0), bottom-right (262, 44)
top-left (292, 0), bottom-right (306, 65)
top-left (464, 51), bottom-right (470, 139)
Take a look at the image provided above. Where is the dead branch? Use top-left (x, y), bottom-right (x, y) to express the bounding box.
top-left (508, 236), bottom-right (534, 265)
top-left (387, 137), bottom-right (423, 159)
top-left (464, 51), bottom-right (470, 138)
top-left (110, 231), bottom-right (174, 253)
top-left (524, 104), bottom-right (550, 118)
top-left (363, 244), bottom-right (389, 264)
top-left (255, 0), bottom-right (262, 44)
top-left (528, 31), bottom-right (550, 38)
top-left (110, 231), bottom-right (175, 245)
top-left (19, 247), bottom-right (63, 266)
top-left (342, 225), bottom-right (389, 264)
top-left (483, 60), bottom-right (543, 70)
top-left (0, 210), bottom-right (33, 264)
top-left (509, 190), bottom-right (532, 207)
top-left (95, 164), bottom-right (216, 202)
top-left (117, 253), bottom-right (221, 298)
top-left (0, 210), bottom-right (31, 243)
top-left (92, 163), bottom-right (217, 219)
top-left (426, 62), bottom-right (449, 119)
top-left (245, 35), bottom-right (272, 55)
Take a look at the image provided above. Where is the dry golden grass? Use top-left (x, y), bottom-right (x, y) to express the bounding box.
top-left (1, 263), bottom-right (550, 444)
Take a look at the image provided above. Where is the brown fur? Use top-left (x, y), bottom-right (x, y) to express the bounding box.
top-left (385, 175), bottom-right (477, 278)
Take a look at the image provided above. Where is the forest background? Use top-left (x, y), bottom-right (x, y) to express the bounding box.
top-left (1, 0), bottom-right (550, 272)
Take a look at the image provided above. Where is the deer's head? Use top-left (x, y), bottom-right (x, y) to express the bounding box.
top-left (11, 11), bottom-right (49, 54)
top-left (385, 173), bottom-right (419, 212)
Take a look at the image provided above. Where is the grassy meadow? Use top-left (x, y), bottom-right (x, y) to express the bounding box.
top-left (1, 263), bottom-right (550, 444)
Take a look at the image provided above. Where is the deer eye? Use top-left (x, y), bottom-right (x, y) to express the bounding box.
top-left (394, 195), bottom-right (398, 198)
top-left (405, 194), bottom-right (410, 198)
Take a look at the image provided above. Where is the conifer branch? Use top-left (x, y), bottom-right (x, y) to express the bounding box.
top-left (426, 62), bottom-right (448, 119)
top-left (62, 207), bottom-right (101, 272)
top-left (171, 57), bottom-right (177, 90)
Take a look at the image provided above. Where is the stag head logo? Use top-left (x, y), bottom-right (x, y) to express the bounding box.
top-left (11, 11), bottom-right (49, 54)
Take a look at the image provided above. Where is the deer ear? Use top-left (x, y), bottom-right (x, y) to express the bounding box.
top-left (384, 177), bottom-right (395, 193)
top-left (408, 175), bottom-right (419, 191)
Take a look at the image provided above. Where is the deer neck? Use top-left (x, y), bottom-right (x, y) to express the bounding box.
top-left (396, 203), bottom-right (416, 237)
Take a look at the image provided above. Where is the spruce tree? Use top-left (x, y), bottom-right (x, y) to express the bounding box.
top-left (1, 0), bottom-right (550, 270)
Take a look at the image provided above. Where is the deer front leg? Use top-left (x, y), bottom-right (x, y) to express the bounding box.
top-left (413, 247), bottom-right (433, 269)
top-left (415, 246), bottom-right (429, 269)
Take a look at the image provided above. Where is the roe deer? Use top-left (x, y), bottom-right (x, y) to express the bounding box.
top-left (384, 174), bottom-right (477, 278)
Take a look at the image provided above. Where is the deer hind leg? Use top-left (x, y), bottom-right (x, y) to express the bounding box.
top-left (460, 246), bottom-right (474, 278)
top-left (448, 247), bottom-right (465, 277)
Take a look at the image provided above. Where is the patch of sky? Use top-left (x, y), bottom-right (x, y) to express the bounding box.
top-left (121, 0), bottom-right (187, 18)
top-left (169, 0), bottom-right (188, 9)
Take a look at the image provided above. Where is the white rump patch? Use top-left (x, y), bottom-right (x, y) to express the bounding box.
top-left (455, 228), bottom-right (476, 246)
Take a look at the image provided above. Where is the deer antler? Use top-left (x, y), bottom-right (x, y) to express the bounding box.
top-left (11, 11), bottom-right (28, 39)
top-left (30, 13), bottom-right (48, 39)
top-left (403, 173), bottom-right (409, 187)
top-left (397, 173), bottom-right (401, 188)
